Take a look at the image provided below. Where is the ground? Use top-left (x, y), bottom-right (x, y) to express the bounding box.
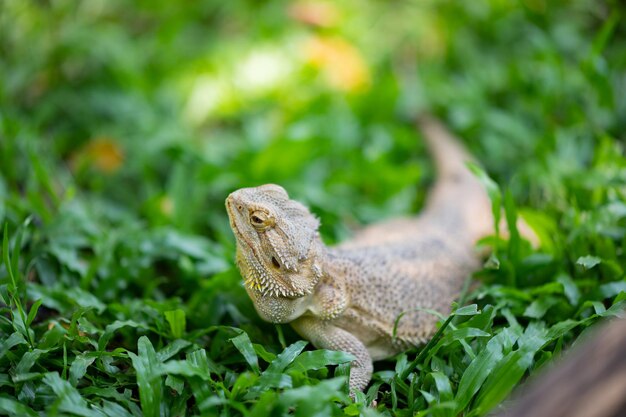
top-left (0, 1), bottom-right (625, 416)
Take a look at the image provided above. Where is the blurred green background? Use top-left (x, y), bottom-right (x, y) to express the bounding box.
top-left (1, 0), bottom-right (626, 416)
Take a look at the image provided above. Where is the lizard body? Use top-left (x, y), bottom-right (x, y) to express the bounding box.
top-left (225, 117), bottom-right (497, 392)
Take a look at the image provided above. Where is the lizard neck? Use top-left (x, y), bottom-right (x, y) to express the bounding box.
top-left (245, 236), bottom-right (329, 323)
top-left (306, 250), bottom-right (355, 320)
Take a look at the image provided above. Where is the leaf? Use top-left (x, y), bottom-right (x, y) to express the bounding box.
top-left (15, 349), bottom-right (46, 375)
top-left (547, 319), bottom-right (581, 340)
top-left (599, 281), bottom-right (626, 299)
top-left (576, 255), bottom-right (601, 269)
top-left (249, 390), bottom-right (280, 417)
top-left (10, 306), bottom-right (29, 345)
top-left (474, 350), bottom-right (531, 414)
top-left (128, 336), bottom-right (163, 417)
top-left (517, 322), bottom-right (549, 353)
top-left (504, 188), bottom-right (522, 260)
top-left (70, 353), bottom-right (97, 386)
top-left (484, 253), bottom-right (500, 270)
top-left (586, 301), bottom-right (606, 315)
top-left (399, 313), bottom-right (456, 381)
top-left (454, 328), bottom-right (512, 412)
top-left (245, 340), bottom-right (308, 399)
top-left (420, 389), bottom-right (437, 405)
top-left (47, 245), bottom-right (88, 277)
top-left (557, 274), bottom-right (580, 306)
top-left (253, 343), bottom-right (277, 363)
top-left (98, 320), bottom-right (147, 351)
top-left (454, 304), bottom-right (480, 316)
top-left (600, 300), bottom-right (626, 318)
top-left (0, 179), bottom-right (5, 225)
top-left (186, 348), bottom-right (221, 375)
top-left (461, 304), bottom-right (497, 332)
top-left (63, 287), bottom-right (107, 313)
top-left (156, 339), bottom-right (191, 362)
top-left (277, 377), bottom-right (349, 416)
top-left (265, 340), bottom-right (308, 374)
top-left (529, 281), bottom-right (563, 296)
top-left (230, 372), bottom-right (259, 400)
top-left (430, 372), bottom-right (454, 403)
top-left (523, 297), bottom-right (558, 319)
top-left (99, 400), bottom-right (135, 417)
top-left (0, 332), bottom-right (27, 360)
top-left (164, 309), bottom-right (186, 338)
top-left (10, 223), bottom-right (24, 291)
top-left (161, 359), bottom-right (212, 380)
top-left (41, 372), bottom-right (94, 415)
top-left (230, 331), bottom-right (260, 374)
top-left (2, 223), bottom-right (16, 291)
top-left (288, 349), bottom-right (354, 372)
top-left (0, 397), bottom-right (39, 417)
top-left (165, 375), bottom-right (185, 395)
top-left (25, 299), bottom-right (43, 327)
top-left (440, 328), bottom-right (490, 345)
top-left (475, 324), bottom-right (548, 414)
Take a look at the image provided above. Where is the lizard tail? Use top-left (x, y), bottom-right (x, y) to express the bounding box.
top-left (418, 114), bottom-right (476, 182)
top-left (417, 115), bottom-right (494, 243)
top-left (418, 115), bottom-right (540, 247)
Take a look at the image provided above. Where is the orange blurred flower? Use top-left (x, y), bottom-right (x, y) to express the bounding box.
top-left (72, 137), bottom-right (124, 174)
top-left (159, 196), bottom-right (174, 217)
top-left (288, 1), bottom-right (340, 27)
top-left (305, 36), bottom-right (371, 93)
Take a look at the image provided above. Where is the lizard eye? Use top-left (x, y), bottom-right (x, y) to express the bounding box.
top-left (250, 211), bottom-right (273, 229)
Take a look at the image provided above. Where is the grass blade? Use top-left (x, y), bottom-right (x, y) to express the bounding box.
top-left (231, 331), bottom-right (260, 374)
top-left (41, 372), bottom-right (94, 415)
top-left (0, 397), bottom-right (39, 417)
top-left (454, 328), bottom-right (512, 413)
top-left (288, 349), bottom-right (354, 372)
top-left (128, 336), bottom-right (163, 417)
top-left (2, 223), bottom-right (16, 291)
top-left (164, 309), bottom-right (186, 339)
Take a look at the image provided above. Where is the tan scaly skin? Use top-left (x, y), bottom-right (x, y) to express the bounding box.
top-left (225, 117), bottom-right (528, 393)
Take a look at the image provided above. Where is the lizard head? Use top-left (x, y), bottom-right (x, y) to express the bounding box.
top-left (225, 184), bottom-right (324, 299)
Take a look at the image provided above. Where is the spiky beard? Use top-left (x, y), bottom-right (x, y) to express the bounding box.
top-left (236, 246), bottom-right (322, 298)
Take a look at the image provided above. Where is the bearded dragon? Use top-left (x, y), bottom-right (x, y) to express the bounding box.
top-left (225, 117), bottom-right (513, 392)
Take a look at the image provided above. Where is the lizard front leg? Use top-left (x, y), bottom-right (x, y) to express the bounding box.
top-left (291, 316), bottom-right (373, 393)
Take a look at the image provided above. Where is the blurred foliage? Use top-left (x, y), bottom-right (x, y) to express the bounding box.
top-left (1, 0), bottom-right (626, 416)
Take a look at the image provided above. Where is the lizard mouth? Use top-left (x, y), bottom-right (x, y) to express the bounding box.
top-left (226, 199), bottom-right (257, 256)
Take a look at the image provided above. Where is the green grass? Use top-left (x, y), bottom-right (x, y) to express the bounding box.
top-left (1, 0), bottom-right (626, 416)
